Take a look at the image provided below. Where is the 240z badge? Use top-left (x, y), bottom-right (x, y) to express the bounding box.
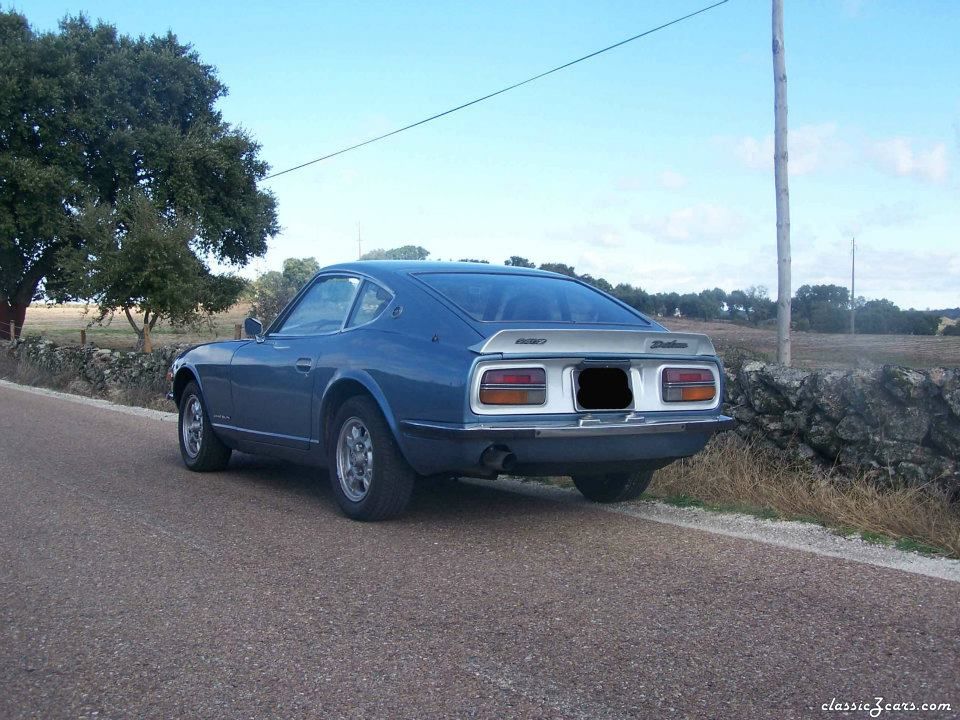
top-left (650, 339), bottom-right (689, 349)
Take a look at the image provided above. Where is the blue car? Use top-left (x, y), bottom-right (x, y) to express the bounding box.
top-left (170, 262), bottom-right (732, 520)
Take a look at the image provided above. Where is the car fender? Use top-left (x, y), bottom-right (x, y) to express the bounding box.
top-left (319, 369), bottom-right (405, 454)
top-left (171, 359), bottom-right (202, 406)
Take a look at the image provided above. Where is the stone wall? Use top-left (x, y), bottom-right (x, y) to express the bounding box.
top-left (724, 361), bottom-right (960, 499)
top-left (5, 337), bottom-right (184, 394)
top-left (5, 336), bottom-right (959, 499)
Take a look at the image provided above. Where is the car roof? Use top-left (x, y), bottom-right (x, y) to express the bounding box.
top-left (321, 261), bottom-right (567, 281)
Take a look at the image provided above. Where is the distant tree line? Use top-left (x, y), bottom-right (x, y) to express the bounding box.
top-left (251, 250), bottom-right (944, 336)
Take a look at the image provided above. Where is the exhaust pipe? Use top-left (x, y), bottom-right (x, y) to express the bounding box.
top-left (481, 445), bottom-right (517, 473)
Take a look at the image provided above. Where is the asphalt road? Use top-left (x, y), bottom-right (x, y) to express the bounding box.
top-left (1, 384), bottom-right (958, 719)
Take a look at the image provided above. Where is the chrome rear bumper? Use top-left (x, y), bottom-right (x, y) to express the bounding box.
top-left (400, 415), bottom-right (733, 440)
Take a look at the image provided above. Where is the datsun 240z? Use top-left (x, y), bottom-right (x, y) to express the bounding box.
top-left (169, 262), bottom-right (732, 520)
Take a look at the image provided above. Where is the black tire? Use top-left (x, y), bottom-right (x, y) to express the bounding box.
top-left (178, 381), bottom-right (231, 472)
top-left (572, 468), bottom-right (655, 503)
top-left (328, 396), bottom-right (415, 521)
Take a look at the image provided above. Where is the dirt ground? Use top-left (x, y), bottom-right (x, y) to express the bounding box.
top-left (19, 303), bottom-right (960, 369)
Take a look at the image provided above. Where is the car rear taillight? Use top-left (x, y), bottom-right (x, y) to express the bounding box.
top-left (479, 368), bottom-right (546, 405)
top-left (661, 368), bottom-right (716, 403)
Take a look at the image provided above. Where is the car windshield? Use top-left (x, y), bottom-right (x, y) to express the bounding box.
top-left (415, 272), bottom-right (646, 324)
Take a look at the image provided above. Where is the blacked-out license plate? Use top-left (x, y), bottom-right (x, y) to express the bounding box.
top-left (576, 367), bottom-right (633, 410)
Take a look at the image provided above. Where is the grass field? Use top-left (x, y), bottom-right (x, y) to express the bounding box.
top-left (663, 317), bottom-right (960, 369)
top-left (20, 303), bottom-right (253, 350)
top-left (18, 303), bottom-right (960, 368)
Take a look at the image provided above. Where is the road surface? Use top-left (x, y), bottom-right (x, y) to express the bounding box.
top-left (1, 383), bottom-right (958, 719)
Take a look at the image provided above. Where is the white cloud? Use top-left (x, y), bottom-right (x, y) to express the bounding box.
top-left (633, 203), bottom-right (748, 243)
top-left (867, 138), bottom-right (949, 183)
top-left (840, 201), bottom-right (918, 237)
top-left (658, 170), bottom-right (687, 191)
top-left (732, 123), bottom-right (843, 176)
top-left (548, 222), bottom-right (623, 248)
top-left (730, 126), bottom-right (951, 184)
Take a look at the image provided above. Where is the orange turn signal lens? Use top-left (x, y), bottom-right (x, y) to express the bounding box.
top-left (479, 388), bottom-right (542, 405)
top-left (679, 385), bottom-right (716, 402)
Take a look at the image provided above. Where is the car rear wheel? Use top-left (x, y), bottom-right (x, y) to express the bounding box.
top-left (178, 381), bottom-right (232, 471)
top-left (328, 396), bottom-right (415, 521)
top-left (572, 468), bottom-right (655, 503)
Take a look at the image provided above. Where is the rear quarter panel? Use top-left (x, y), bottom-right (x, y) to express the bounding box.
top-left (318, 279), bottom-right (483, 459)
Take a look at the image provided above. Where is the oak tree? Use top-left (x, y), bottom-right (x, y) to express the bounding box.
top-left (0, 11), bottom-right (278, 340)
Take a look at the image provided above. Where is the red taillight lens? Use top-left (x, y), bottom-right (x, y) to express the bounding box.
top-left (479, 367), bottom-right (546, 405)
top-left (662, 367), bottom-right (716, 403)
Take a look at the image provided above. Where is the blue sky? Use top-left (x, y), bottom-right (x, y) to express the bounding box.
top-left (20, 0), bottom-right (960, 309)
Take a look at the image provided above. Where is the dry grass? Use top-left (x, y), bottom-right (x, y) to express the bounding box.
top-left (648, 433), bottom-right (960, 558)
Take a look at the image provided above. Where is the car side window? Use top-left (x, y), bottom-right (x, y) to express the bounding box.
top-left (346, 281), bottom-right (393, 329)
top-left (274, 276), bottom-right (360, 336)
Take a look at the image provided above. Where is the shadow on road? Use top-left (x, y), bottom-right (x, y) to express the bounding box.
top-left (176, 449), bottom-right (581, 525)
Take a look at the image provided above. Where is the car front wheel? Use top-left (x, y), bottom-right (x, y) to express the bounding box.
top-left (178, 381), bottom-right (232, 471)
top-left (572, 468), bottom-right (655, 503)
top-left (328, 396), bottom-right (415, 521)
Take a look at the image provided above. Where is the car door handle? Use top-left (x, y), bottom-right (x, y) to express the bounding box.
top-left (295, 358), bottom-right (313, 373)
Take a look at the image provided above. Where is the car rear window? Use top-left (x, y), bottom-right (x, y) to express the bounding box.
top-left (415, 272), bottom-right (645, 324)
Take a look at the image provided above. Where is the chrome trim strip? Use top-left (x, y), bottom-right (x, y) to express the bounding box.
top-left (212, 422), bottom-right (318, 444)
top-left (400, 415), bottom-right (734, 439)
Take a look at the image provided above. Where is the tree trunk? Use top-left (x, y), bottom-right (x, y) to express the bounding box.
top-left (0, 301), bottom-right (27, 341)
top-left (124, 306), bottom-right (146, 351)
top-left (772, 0), bottom-right (792, 366)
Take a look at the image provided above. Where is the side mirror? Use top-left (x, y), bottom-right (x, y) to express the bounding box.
top-left (243, 317), bottom-right (263, 339)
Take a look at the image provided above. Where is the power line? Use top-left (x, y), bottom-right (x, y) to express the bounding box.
top-left (264, 0), bottom-right (730, 180)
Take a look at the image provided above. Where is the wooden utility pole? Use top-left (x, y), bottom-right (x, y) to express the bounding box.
top-left (772, 0), bottom-right (791, 365)
top-left (849, 237), bottom-right (856, 334)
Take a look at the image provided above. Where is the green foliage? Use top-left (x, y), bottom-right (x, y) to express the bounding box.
top-left (504, 256), bottom-right (536, 268)
top-left (458, 258), bottom-right (490, 264)
top-left (578, 274), bottom-right (613, 293)
top-left (726, 286), bottom-right (774, 325)
top-left (538, 262), bottom-right (578, 278)
top-left (612, 283), bottom-right (651, 312)
top-left (0, 10), bottom-right (277, 339)
top-left (786, 285), bottom-right (937, 335)
top-left (59, 193), bottom-right (246, 345)
top-left (794, 284), bottom-right (849, 332)
top-left (895, 310), bottom-right (939, 336)
top-left (943, 324), bottom-right (960, 337)
top-left (250, 257), bottom-right (320, 327)
top-left (360, 245), bottom-right (430, 261)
